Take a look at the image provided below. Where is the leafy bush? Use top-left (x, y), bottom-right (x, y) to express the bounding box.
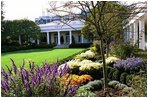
top-left (82, 80), bottom-right (103, 91)
top-left (61, 74), bottom-right (93, 85)
top-left (107, 67), bottom-right (116, 80)
top-left (126, 75), bottom-right (133, 86)
top-left (110, 41), bottom-right (134, 59)
top-left (120, 72), bottom-right (128, 84)
top-left (75, 86), bottom-right (96, 97)
top-left (113, 57), bottom-right (144, 73)
top-left (75, 80), bottom-right (102, 97)
top-left (112, 70), bottom-right (121, 81)
top-left (1, 59), bottom-right (78, 97)
top-left (108, 80), bottom-right (128, 90)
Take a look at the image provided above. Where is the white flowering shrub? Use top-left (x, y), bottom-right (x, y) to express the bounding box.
top-left (75, 50), bottom-right (96, 60)
top-left (105, 57), bottom-right (120, 67)
top-left (66, 59), bottom-right (103, 79)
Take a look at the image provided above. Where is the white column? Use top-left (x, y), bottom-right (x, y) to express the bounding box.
top-left (81, 34), bottom-right (84, 43)
top-left (69, 31), bottom-right (72, 44)
top-left (58, 31), bottom-right (61, 45)
top-left (139, 19), bottom-right (144, 49)
top-left (129, 24), bottom-right (133, 44)
top-left (133, 22), bottom-right (138, 45)
top-left (37, 39), bottom-right (40, 45)
top-left (19, 35), bottom-right (21, 45)
top-left (47, 32), bottom-right (49, 44)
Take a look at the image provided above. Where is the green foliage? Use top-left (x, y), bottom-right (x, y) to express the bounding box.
top-left (108, 80), bottom-right (120, 88)
top-left (112, 70), bottom-right (121, 81)
top-left (1, 19), bottom-right (40, 46)
top-left (1, 44), bottom-right (56, 53)
top-left (108, 80), bottom-right (129, 90)
top-left (127, 75), bottom-right (147, 97)
top-left (75, 80), bottom-right (103, 97)
top-left (107, 67), bottom-right (116, 80)
top-left (126, 75), bottom-right (133, 86)
top-left (110, 41), bottom-right (134, 59)
top-left (75, 87), bottom-right (96, 97)
top-left (82, 80), bottom-right (103, 91)
top-left (120, 72), bottom-right (128, 84)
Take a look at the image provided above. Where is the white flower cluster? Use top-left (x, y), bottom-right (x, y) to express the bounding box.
top-left (105, 57), bottom-right (120, 64)
top-left (67, 59), bottom-right (102, 71)
top-left (75, 50), bottom-right (95, 59)
top-left (67, 59), bottom-right (81, 69)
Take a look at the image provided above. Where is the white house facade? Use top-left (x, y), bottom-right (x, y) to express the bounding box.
top-left (123, 13), bottom-right (147, 50)
top-left (35, 15), bottom-right (92, 47)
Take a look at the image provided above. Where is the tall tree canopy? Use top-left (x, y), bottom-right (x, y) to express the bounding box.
top-left (1, 19), bottom-right (40, 46)
top-left (1, 1), bottom-right (4, 20)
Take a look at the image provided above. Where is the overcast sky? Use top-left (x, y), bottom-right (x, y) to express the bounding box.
top-left (3, 0), bottom-right (146, 21)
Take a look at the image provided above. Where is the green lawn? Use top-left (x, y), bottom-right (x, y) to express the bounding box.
top-left (1, 48), bottom-right (85, 69)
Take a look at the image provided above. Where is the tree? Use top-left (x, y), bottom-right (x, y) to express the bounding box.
top-left (1, 1), bottom-right (4, 20)
top-left (1, 19), bottom-right (40, 46)
top-left (48, 1), bottom-right (147, 94)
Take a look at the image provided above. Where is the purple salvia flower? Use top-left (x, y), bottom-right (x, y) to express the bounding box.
top-left (1, 68), bottom-right (8, 80)
top-left (30, 62), bottom-right (35, 72)
top-left (10, 58), bottom-right (17, 74)
top-left (5, 65), bottom-right (12, 75)
top-left (21, 59), bottom-right (25, 70)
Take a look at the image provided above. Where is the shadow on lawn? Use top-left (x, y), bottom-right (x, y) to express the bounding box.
top-left (1, 48), bottom-right (55, 56)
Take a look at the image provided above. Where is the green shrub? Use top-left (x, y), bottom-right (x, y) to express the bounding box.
top-left (110, 42), bottom-right (134, 59)
top-left (1, 44), bottom-right (56, 53)
top-left (108, 80), bottom-right (128, 90)
top-left (75, 80), bottom-right (103, 97)
top-left (115, 83), bottom-right (127, 89)
top-left (69, 43), bottom-right (92, 48)
top-left (83, 80), bottom-right (103, 91)
top-left (126, 75), bottom-right (133, 86)
top-left (120, 72), bottom-right (128, 84)
top-left (75, 87), bottom-right (96, 97)
top-left (108, 67), bottom-right (116, 80)
top-left (112, 70), bottom-right (121, 81)
top-left (108, 80), bottom-right (120, 88)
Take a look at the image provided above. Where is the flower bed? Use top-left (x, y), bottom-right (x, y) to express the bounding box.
top-left (1, 59), bottom-right (78, 97)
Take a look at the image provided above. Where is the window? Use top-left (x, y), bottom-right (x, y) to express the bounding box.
top-left (78, 35), bottom-right (81, 42)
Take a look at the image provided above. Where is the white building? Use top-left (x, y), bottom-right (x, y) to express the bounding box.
top-left (36, 15), bottom-right (92, 47)
top-left (123, 13), bottom-right (147, 50)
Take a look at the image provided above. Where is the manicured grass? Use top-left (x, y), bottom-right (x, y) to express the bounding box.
top-left (1, 48), bottom-right (85, 69)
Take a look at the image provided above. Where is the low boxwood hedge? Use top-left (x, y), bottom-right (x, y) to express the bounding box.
top-left (69, 43), bottom-right (92, 48)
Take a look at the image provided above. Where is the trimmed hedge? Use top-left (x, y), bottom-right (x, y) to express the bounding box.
top-left (69, 43), bottom-right (92, 48)
top-left (1, 44), bottom-right (56, 52)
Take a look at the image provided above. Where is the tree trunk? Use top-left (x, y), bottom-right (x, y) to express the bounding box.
top-left (100, 39), bottom-right (108, 93)
top-left (19, 35), bottom-right (21, 45)
top-left (106, 42), bottom-right (109, 58)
